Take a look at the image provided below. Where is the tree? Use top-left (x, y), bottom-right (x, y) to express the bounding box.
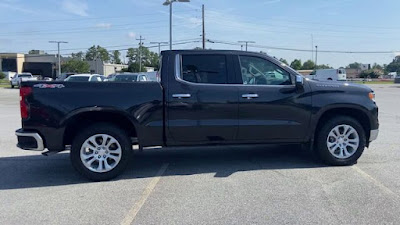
top-left (71, 51), bottom-right (84, 61)
top-left (290, 59), bottom-right (302, 70)
top-left (126, 46), bottom-right (159, 72)
top-left (385, 56), bottom-right (400, 73)
top-left (347, 62), bottom-right (361, 69)
top-left (359, 69), bottom-right (382, 79)
top-left (61, 59), bottom-right (90, 73)
top-left (301, 60), bottom-right (315, 70)
top-left (0, 71), bottom-right (5, 79)
top-left (279, 58), bottom-right (288, 65)
top-left (315, 64), bottom-right (332, 69)
top-left (111, 50), bottom-right (122, 64)
top-left (372, 63), bottom-right (383, 70)
top-left (85, 45), bottom-right (110, 62)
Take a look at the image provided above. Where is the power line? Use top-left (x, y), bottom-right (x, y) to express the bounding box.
top-left (150, 42), bottom-right (169, 55)
top-left (207, 39), bottom-right (400, 54)
top-left (0, 9), bottom-right (198, 25)
top-left (2, 40), bottom-right (203, 59)
top-left (238, 41), bottom-right (255, 51)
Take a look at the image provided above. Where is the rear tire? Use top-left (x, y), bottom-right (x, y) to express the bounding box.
top-left (316, 116), bottom-right (366, 166)
top-left (70, 123), bottom-right (132, 181)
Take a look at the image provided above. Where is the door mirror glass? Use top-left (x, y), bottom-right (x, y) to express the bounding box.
top-left (295, 75), bottom-right (304, 87)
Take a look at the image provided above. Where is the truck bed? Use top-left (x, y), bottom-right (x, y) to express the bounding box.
top-left (21, 81), bottom-right (164, 150)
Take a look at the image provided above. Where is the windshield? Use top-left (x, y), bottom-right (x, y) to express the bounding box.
top-left (18, 74), bottom-right (32, 78)
top-left (65, 76), bottom-right (89, 82)
top-left (113, 75), bottom-right (138, 82)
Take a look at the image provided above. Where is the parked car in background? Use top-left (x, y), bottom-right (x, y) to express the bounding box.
top-left (57, 73), bottom-right (76, 81)
top-left (64, 74), bottom-right (104, 82)
top-left (144, 71), bottom-right (158, 81)
top-left (106, 73), bottom-right (148, 82)
top-left (10, 73), bottom-right (37, 88)
top-left (310, 69), bottom-right (347, 81)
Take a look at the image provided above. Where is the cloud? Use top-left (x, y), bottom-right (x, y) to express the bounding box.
top-left (62, 0), bottom-right (89, 17)
top-left (127, 32), bottom-right (136, 39)
top-left (0, 0), bottom-right (37, 14)
top-left (95, 23), bottom-right (112, 29)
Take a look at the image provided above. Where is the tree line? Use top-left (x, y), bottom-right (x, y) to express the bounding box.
top-left (59, 45), bottom-right (160, 74)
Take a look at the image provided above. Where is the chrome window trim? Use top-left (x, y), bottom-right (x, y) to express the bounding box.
top-left (174, 53), bottom-right (296, 88)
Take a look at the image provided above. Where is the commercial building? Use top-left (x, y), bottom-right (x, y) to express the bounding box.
top-left (1, 52), bottom-right (128, 78)
top-left (88, 61), bottom-right (128, 76)
top-left (0, 52), bottom-right (63, 78)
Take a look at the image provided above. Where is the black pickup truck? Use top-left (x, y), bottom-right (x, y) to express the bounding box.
top-left (16, 50), bottom-right (379, 181)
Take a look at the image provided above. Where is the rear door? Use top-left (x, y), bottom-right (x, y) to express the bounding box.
top-left (166, 53), bottom-right (238, 145)
top-left (234, 55), bottom-right (311, 142)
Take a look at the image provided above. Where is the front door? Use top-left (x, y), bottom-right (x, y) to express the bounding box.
top-left (235, 55), bottom-right (311, 142)
top-left (166, 54), bottom-right (238, 145)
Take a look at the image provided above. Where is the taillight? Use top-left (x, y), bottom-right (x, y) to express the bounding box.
top-left (20, 87), bottom-right (32, 119)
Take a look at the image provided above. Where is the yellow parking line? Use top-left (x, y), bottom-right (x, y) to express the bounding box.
top-left (352, 165), bottom-right (399, 198)
top-left (121, 163), bottom-right (169, 225)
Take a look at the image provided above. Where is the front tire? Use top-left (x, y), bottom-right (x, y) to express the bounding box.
top-left (70, 123), bottom-right (132, 181)
top-left (316, 116), bottom-right (366, 166)
top-left (10, 82), bottom-right (14, 88)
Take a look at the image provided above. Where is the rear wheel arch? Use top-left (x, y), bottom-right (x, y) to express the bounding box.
top-left (63, 110), bottom-right (139, 146)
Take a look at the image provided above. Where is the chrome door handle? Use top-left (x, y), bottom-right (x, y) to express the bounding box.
top-left (242, 94), bottom-right (259, 99)
top-left (172, 94), bottom-right (191, 99)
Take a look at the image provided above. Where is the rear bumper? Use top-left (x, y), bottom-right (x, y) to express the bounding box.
top-left (369, 129), bottom-right (379, 142)
top-left (15, 129), bottom-right (44, 151)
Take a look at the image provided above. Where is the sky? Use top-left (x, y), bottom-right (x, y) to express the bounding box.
top-left (0, 0), bottom-right (399, 68)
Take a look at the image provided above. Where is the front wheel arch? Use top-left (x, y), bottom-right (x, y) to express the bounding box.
top-left (312, 107), bottom-right (371, 145)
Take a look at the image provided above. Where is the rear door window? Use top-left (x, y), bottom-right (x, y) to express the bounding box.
top-left (180, 55), bottom-right (228, 84)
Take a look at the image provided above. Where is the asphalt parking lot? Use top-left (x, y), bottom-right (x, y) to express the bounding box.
top-left (1, 84), bottom-right (400, 225)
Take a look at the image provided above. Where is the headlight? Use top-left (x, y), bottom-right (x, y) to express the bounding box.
top-left (369, 92), bottom-right (375, 101)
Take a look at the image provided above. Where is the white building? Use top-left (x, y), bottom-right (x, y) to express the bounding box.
top-left (88, 60), bottom-right (128, 76)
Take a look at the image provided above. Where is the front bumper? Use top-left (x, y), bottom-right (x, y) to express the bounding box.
top-left (15, 129), bottom-right (44, 151)
top-left (369, 129), bottom-right (379, 142)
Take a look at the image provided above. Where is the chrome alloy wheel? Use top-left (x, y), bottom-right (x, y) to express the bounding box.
top-left (80, 134), bottom-right (122, 173)
top-left (326, 124), bottom-right (360, 159)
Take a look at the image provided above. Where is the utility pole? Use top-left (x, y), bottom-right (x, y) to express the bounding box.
top-left (49, 41), bottom-right (68, 78)
top-left (311, 34), bottom-right (314, 62)
top-left (238, 41), bottom-right (255, 51)
top-left (136, 35), bottom-right (145, 72)
top-left (202, 4), bottom-right (205, 49)
top-left (315, 45), bottom-right (318, 67)
top-left (150, 42), bottom-right (168, 56)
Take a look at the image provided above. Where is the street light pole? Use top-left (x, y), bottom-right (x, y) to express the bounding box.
top-left (315, 45), bottom-right (318, 66)
top-left (49, 41), bottom-right (68, 78)
top-left (163, 0), bottom-right (190, 50)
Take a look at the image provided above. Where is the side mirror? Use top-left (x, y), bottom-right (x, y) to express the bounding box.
top-left (295, 75), bottom-right (304, 90)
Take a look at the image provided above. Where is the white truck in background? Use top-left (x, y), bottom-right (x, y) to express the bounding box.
top-left (309, 69), bottom-right (347, 81)
top-left (10, 73), bottom-right (37, 88)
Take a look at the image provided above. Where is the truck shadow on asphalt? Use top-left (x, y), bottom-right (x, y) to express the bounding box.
top-left (0, 145), bottom-right (327, 190)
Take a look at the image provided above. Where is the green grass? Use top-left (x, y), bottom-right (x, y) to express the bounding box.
top-left (353, 81), bottom-right (394, 84)
top-left (0, 79), bottom-right (11, 88)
